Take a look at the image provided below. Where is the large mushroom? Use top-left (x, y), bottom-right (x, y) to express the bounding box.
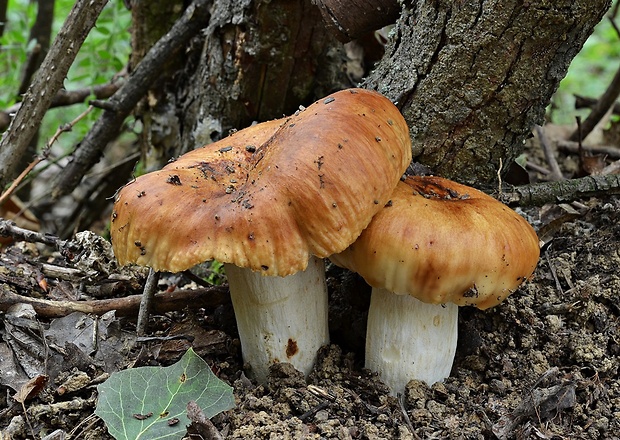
top-left (330, 175), bottom-right (540, 393)
top-left (111, 89), bottom-right (412, 382)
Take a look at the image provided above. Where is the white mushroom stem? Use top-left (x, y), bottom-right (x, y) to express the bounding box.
top-left (365, 287), bottom-right (458, 394)
top-left (224, 256), bottom-right (329, 383)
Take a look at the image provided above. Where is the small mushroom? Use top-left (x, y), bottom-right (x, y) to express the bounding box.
top-left (111, 88), bottom-right (412, 382)
top-left (330, 175), bottom-right (540, 394)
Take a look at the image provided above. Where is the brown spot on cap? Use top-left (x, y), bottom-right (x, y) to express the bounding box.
top-left (286, 338), bottom-right (299, 358)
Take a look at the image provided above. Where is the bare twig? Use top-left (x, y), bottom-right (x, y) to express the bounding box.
top-left (51, 0), bottom-right (212, 199)
top-left (0, 106), bottom-right (93, 206)
top-left (497, 174), bottom-right (620, 207)
top-left (397, 393), bottom-right (418, 438)
top-left (0, 82), bottom-right (121, 131)
top-left (46, 106), bottom-right (94, 149)
top-left (545, 247), bottom-right (564, 295)
top-left (535, 125), bottom-right (564, 180)
top-left (182, 269), bottom-right (218, 288)
top-left (0, 0), bottom-right (109, 189)
top-left (557, 141), bottom-right (620, 159)
top-left (55, 151), bottom-right (140, 237)
top-left (54, 81), bottom-right (122, 106)
top-left (0, 285), bottom-right (230, 318)
top-left (525, 161), bottom-right (551, 175)
top-left (497, 157), bottom-right (503, 197)
top-left (609, 14), bottom-right (620, 38)
top-left (136, 269), bottom-right (160, 336)
top-left (0, 218), bottom-right (76, 251)
top-left (600, 159), bottom-right (620, 175)
top-left (612, 1), bottom-right (620, 20)
top-left (297, 401), bottom-right (330, 422)
top-left (0, 152), bottom-right (49, 207)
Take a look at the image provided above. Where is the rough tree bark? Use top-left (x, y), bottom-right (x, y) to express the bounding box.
top-left (131, 0), bottom-right (610, 186)
top-left (132, 0), bottom-right (350, 171)
top-left (15, 0), bottom-right (56, 195)
top-left (366, 0), bottom-right (611, 184)
top-left (128, 1), bottom-right (186, 172)
top-left (18, 0), bottom-right (55, 96)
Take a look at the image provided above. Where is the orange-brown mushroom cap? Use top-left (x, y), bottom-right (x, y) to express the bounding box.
top-left (330, 176), bottom-right (540, 309)
top-left (111, 89), bottom-right (412, 276)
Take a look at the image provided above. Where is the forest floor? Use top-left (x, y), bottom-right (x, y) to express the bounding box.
top-left (0, 131), bottom-right (619, 439)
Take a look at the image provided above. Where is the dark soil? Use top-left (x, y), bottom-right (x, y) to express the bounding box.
top-left (220, 194), bottom-right (620, 440)
top-left (1, 148), bottom-right (619, 439)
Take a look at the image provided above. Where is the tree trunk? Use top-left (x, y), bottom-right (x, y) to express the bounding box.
top-left (132, 0), bottom-right (610, 184)
top-left (366, 0), bottom-right (610, 184)
top-left (129, 0), bottom-right (185, 172)
top-left (134, 0), bottom-right (349, 171)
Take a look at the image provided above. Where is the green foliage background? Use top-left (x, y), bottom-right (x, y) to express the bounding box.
top-left (551, 7), bottom-right (620, 124)
top-left (0, 0), bottom-right (132, 147)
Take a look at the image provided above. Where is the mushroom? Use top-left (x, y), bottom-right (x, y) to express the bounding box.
top-left (329, 175), bottom-right (540, 393)
top-left (111, 88), bottom-right (412, 382)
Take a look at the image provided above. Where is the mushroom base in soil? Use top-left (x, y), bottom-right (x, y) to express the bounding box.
top-left (109, 88), bottom-right (412, 384)
top-left (330, 175), bottom-right (540, 395)
top-left (366, 289), bottom-right (458, 390)
top-left (225, 256), bottom-right (329, 383)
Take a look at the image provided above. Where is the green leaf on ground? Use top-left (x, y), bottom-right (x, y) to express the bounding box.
top-left (95, 348), bottom-right (234, 440)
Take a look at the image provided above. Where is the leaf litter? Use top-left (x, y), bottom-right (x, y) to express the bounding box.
top-left (1, 175), bottom-right (619, 439)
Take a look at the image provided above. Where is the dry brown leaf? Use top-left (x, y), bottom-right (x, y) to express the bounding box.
top-left (13, 374), bottom-right (48, 404)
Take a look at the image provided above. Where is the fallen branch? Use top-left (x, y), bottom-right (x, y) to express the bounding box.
top-left (535, 125), bottom-right (564, 181)
top-left (0, 82), bottom-right (120, 132)
top-left (525, 160), bottom-right (551, 176)
top-left (601, 158), bottom-right (620, 175)
top-left (574, 95), bottom-right (620, 116)
top-left (0, 284), bottom-right (230, 318)
top-left (556, 141), bottom-right (620, 159)
top-left (0, 218), bottom-right (77, 251)
top-left (497, 174), bottom-right (620, 207)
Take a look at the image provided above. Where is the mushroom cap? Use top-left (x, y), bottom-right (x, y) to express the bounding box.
top-left (111, 89), bottom-right (412, 276)
top-left (329, 176), bottom-right (540, 309)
